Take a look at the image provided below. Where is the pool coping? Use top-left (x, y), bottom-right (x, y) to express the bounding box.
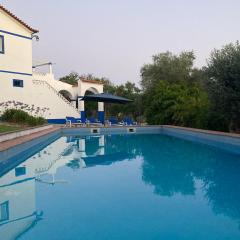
top-left (0, 124), bottom-right (240, 153)
top-left (0, 125), bottom-right (60, 152)
top-left (0, 124), bottom-right (54, 142)
top-left (163, 125), bottom-right (240, 139)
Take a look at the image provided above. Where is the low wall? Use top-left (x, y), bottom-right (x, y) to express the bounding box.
top-left (0, 125), bottom-right (53, 143)
top-left (162, 125), bottom-right (240, 155)
top-left (62, 126), bottom-right (162, 136)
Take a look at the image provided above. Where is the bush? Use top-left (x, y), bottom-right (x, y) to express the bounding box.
top-left (144, 81), bottom-right (210, 128)
top-left (26, 116), bottom-right (37, 126)
top-left (1, 109), bottom-right (19, 122)
top-left (1, 109), bottom-right (46, 126)
top-left (13, 110), bottom-right (29, 123)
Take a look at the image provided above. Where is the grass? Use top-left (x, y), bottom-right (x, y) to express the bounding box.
top-left (0, 124), bottom-right (21, 133)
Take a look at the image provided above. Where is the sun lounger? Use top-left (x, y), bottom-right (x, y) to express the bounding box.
top-left (86, 117), bottom-right (103, 126)
top-left (107, 117), bottom-right (124, 126)
top-left (66, 117), bottom-right (85, 127)
top-left (123, 117), bottom-right (137, 126)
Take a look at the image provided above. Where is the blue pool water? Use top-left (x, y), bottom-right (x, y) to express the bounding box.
top-left (1, 133), bottom-right (240, 239)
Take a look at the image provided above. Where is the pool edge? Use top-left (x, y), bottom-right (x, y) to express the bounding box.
top-left (1, 125), bottom-right (240, 156)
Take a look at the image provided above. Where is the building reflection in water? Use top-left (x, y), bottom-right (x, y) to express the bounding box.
top-left (0, 135), bottom-right (126, 239)
top-left (1, 134), bottom-right (240, 239)
top-left (0, 152), bottom-right (40, 240)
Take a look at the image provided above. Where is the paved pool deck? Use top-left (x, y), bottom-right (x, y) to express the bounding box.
top-left (0, 125), bottom-right (60, 152)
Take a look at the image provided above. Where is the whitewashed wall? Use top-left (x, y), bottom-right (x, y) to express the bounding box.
top-left (0, 8), bottom-right (104, 120)
top-left (0, 9), bottom-right (33, 74)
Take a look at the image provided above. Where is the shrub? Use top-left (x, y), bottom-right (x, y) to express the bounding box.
top-left (144, 81), bottom-right (210, 128)
top-left (1, 109), bottom-right (19, 122)
top-left (37, 117), bottom-right (46, 125)
top-left (1, 109), bottom-right (46, 126)
top-left (26, 116), bottom-right (37, 126)
top-left (13, 110), bottom-right (29, 123)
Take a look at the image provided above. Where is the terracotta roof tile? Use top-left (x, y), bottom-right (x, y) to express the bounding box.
top-left (81, 79), bottom-right (103, 85)
top-left (0, 5), bottom-right (38, 33)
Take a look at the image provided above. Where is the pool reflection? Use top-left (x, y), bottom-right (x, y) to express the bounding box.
top-left (1, 134), bottom-right (240, 239)
top-left (140, 135), bottom-right (240, 225)
top-left (68, 134), bottom-right (240, 227)
top-left (0, 155), bottom-right (40, 240)
top-left (0, 135), bottom-right (133, 239)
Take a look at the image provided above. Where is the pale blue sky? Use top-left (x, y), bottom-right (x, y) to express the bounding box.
top-left (1, 0), bottom-right (240, 84)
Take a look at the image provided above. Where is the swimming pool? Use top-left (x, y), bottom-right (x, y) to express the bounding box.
top-left (1, 129), bottom-right (240, 239)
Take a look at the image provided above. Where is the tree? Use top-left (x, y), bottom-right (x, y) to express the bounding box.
top-left (144, 81), bottom-right (209, 128)
top-left (103, 81), bottom-right (143, 121)
top-left (140, 51), bottom-right (209, 128)
top-left (140, 51), bottom-right (196, 91)
top-left (59, 71), bottom-right (79, 85)
top-left (59, 72), bottom-right (143, 120)
top-left (102, 78), bottom-right (116, 94)
top-left (206, 42), bottom-right (240, 132)
top-left (59, 72), bottom-right (105, 86)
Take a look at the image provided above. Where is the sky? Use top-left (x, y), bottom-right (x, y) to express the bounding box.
top-left (1, 0), bottom-right (240, 85)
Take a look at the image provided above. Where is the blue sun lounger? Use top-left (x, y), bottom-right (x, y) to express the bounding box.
top-left (123, 117), bottom-right (137, 126)
top-left (106, 117), bottom-right (124, 126)
top-left (66, 117), bottom-right (85, 127)
top-left (86, 117), bottom-right (103, 126)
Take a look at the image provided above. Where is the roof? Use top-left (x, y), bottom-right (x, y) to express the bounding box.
top-left (0, 5), bottom-right (38, 33)
top-left (80, 78), bottom-right (103, 85)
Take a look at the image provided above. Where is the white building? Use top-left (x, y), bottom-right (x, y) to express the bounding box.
top-left (0, 5), bottom-right (104, 124)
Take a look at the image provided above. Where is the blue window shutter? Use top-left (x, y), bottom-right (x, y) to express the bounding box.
top-left (0, 35), bottom-right (4, 54)
top-left (15, 166), bottom-right (26, 176)
top-left (0, 201), bottom-right (9, 222)
top-left (13, 79), bottom-right (24, 88)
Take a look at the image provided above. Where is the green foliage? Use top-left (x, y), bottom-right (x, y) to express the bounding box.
top-left (205, 41), bottom-right (240, 131)
top-left (104, 81), bottom-right (143, 121)
top-left (1, 109), bottom-right (46, 126)
top-left (60, 72), bottom-right (108, 86)
top-left (102, 78), bottom-right (117, 94)
top-left (76, 75), bottom-right (143, 121)
top-left (59, 72), bottom-right (79, 85)
top-left (59, 44), bottom-right (240, 132)
top-left (84, 90), bottom-right (98, 118)
top-left (80, 74), bottom-right (108, 83)
top-left (26, 116), bottom-right (46, 126)
top-left (141, 51), bottom-right (209, 128)
top-left (145, 81), bottom-right (209, 128)
top-left (0, 125), bottom-right (20, 133)
top-left (140, 51), bottom-right (196, 91)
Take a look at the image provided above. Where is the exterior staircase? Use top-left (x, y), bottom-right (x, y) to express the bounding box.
top-left (32, 79), bottom-right (79, 119)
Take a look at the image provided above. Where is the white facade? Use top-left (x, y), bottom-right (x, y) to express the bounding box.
top-left (0, 6), bottom-right (104, 122)
top-left (0, 7), bottom-right (34, 118)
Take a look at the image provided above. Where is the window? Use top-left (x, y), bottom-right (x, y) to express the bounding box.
top-left (0, 201), bottom-right (9, 222)
top-left (13, 79), bottom-right (24, 88)
top-left (15, 166), bottom-right (26, 177)
top-left (0, 35), bottom-right (4, 54)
